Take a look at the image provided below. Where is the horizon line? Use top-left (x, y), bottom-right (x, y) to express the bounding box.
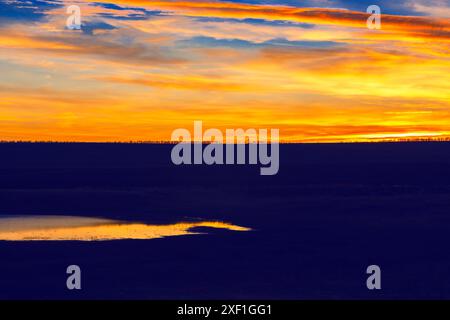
top-left (1, 138), bottom-right (450, 145)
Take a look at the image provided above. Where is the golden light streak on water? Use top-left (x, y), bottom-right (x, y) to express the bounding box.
top-left (0, 216), bottom-right (251, 241)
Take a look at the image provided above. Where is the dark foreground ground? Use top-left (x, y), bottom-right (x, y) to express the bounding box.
top-left (0, 142), bottom-right (450, 299)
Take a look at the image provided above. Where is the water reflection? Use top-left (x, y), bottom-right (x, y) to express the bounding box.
top-left (0, 216), bottom-right (251, 241)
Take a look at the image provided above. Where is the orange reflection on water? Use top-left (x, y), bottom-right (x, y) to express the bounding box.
top-left (0, 216), bottom-right (251, 241)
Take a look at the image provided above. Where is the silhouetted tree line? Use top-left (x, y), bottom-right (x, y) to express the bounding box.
top-left (0, 138), bottom-right (450, 144)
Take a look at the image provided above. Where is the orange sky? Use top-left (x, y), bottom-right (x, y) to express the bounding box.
top-left (1, 0), bottom-right (449, 142)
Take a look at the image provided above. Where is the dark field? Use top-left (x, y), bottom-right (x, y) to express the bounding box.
top-left (0, 142), bottom-right (450, 299)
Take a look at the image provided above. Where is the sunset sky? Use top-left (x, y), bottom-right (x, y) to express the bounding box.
top-left (1, 0), bottom-right (449, 142)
